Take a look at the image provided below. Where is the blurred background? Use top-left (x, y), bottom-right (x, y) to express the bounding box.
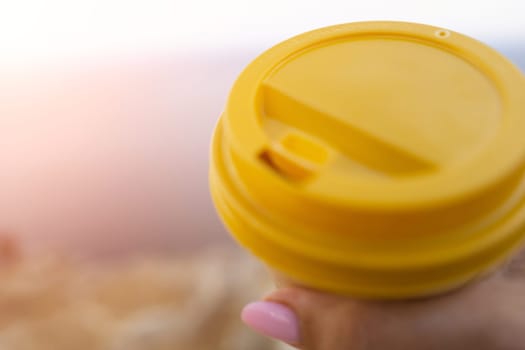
top-left (0, 0), bottom-right (523, 349)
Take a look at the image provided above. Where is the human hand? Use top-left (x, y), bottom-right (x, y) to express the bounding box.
top-left (241, 251), bottom-right (525, 350)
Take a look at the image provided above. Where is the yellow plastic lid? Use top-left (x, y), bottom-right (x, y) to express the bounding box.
top-left (210, 21), bottom-right (525, 298)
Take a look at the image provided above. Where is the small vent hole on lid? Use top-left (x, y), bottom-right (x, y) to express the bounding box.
top-left (435, 29), bottom-right (451, 38)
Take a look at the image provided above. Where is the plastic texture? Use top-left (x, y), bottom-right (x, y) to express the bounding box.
top-left (209, 21), bottom-right (525, 298)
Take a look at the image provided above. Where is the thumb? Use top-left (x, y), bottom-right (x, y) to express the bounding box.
top-left (241, 287), bottom-right (372, 349)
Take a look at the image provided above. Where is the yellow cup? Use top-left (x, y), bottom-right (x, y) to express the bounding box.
top-left (209, 21), bottom-right (525, 298)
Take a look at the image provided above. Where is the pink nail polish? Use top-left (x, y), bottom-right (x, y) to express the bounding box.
top-left (241, 301), bottom-right (300, 344)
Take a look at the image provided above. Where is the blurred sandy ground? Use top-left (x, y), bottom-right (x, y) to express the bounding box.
top-left (0, 49), bottom-right (261, 257)
top-left (0, 246), bottom-right (285, 350)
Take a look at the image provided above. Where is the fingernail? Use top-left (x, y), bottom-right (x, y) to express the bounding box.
top-left (241, 301), bottom-right (300, 344)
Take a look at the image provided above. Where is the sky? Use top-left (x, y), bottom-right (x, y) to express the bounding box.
top-left (0, 0), bottom-right (524, 64)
